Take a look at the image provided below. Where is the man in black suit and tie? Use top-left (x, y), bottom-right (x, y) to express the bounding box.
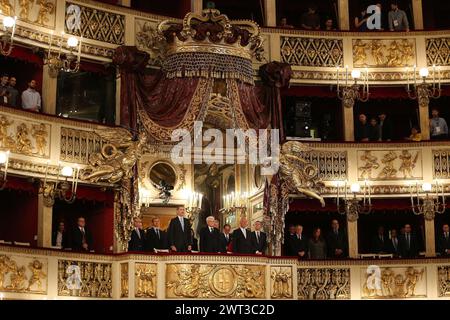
top-left (326, 219), bottom-right (348, 258)
top-left (386, 229), bottom-right (400, 257)
top-left (220, 224), bottom-right (232, 253)
top-left (199, 216), bottom-right (221, 253)
top-left (145, 217), bottom-right (168, 252)
top-left (128, 217), bottom-right (145, 252)
top-left (70, 217), bottom-right (93, 252)
top-left (398, 224), bottom-right (419, 258)
top-left (232, 217), bottom-right (253, 254)
top-left (250, 221), bottom-right (267, 255)
top-left (288, 225), bottom-right (308, 259)
top-left (372, 226), bottom-right (387, 253)
top-left (284, 225), bottom-right (296, 255)
top-left (437, 224), bottom-right (450, 256)
top-left (167, 206), bottom-right (192, 252)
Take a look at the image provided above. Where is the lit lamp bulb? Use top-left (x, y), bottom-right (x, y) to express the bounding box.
top-left (67, 36), bottom-right (79, 48)
top-left (419, 67), bottom-right (429, 78)
top-left (350, 183), bottom-right (361, 193)
top-left (0, 151), bottom-right (9, 164)
top-left (61, 166), bottom-right (74, 177)
top-left (351, 70), bottom-right (361, 79)
top-left (422, 182), bottom-right (432, 192)
top-left (3, 16), bottom-right (15, 28)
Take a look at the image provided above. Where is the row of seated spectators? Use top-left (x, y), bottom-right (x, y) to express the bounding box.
top-left (355, 109), bottom-right (448, 142)
top-left (278, 2), bottom-right (410, 32)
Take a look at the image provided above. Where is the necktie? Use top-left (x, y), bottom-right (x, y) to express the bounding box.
top-left (407, 234), bottom-right (410, 249)
top-left (210, 227), bottom-right (213, 233)
top-left (297, 234), bottom-right (300, 240)
top-left (393, 239), bottom-right (397, 250)
top-left (242, 229), bottom-right (246, 238)
top-left (156, 229), bottom-right (160, 239)
top-left (256, 232), bottom-right (260, 243)
top-left (446, 232), bottom-right (449, 240)
top-left (136, 228), bottom-right (141, 239)
top-left (81, 228), bottom-right (86, 243)
top-left (226, 234), bottom-right (229, 241)
top-left (180, 217), bottom-right (184, 231)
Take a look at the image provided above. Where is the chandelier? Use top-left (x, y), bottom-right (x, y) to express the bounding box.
top-left (0, 150), bottom-right (10, 190)
top-left (406, 65), bottom-right (441, 103)
top-left (410, 181), bottom-right (446, 220)
top-left (336, 66), bottom-right (370, 108)
top-left (336, 181), bottom-right (372, 221)
top-left (0, 13), bottom-right (16, 56)
top-left (45, 31), bottom-right (82, 77)
top-left (185, 191), bottom-right (203, 224)
top-left (39, 162), bottom-right (80, 207)
top-left (221, 191), bottom-right (248, 219)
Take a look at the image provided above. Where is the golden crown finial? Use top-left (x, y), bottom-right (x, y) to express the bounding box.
top-left (157, 9), bottom-right (264, 61)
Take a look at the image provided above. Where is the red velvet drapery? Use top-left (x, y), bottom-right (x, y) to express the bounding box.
top-left (0, 176), bottom-right (38, 245)
top-left (113, 46), bottom-right (291, 141)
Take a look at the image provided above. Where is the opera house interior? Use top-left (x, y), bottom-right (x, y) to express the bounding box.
top-left (1, 0), bottom-right (450, 303)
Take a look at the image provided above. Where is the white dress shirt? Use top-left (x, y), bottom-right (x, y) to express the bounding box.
top-left (56, 231), bottom-right (63, 247)
top-left (240, 227), bottom-right (247, 238)
top-left (21, 88), bottom-right (41, 110)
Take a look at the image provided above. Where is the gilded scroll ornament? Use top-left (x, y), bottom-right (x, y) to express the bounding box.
top-left (298, 268), bottom-right (350, 300)
top-left (0, 255), bottom-right (47, 294)
top-left (166, 264), bottom-right (265, 299)
top-left (58, 260), bottom-right (112, 298)
top-left (438, 266), bottom-right (450, 297)
top-left (135, 263), bottom-right (156, 298)
top-left (82, 129), bottom-right (147, 184)
top-left (120, 263), bottom-right (128, 298)
top-left (279, 141), bottom-right (325, 206)
top-left (362, 266), bottom-right (425, 299)
top-left (271, 267), bottom-right (292, 299)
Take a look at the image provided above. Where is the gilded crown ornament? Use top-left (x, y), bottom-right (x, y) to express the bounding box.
top-left (157, 9), bottom-right (264, 85)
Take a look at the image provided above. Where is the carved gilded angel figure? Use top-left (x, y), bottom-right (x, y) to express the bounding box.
top-left (16, 123), bottom-right (33, 154)
top-left (19, 0), bottom-right (34, 20)
top-left (370, 40), bottom-right (386, 66)
top-left (279, 141), bottom-right (325, 207)
top-left (353, 40), bottom-right (368, 65)
top-left (36, 0), bottom-right (55, 25)
top-left (0, 0), bottom-right (13, 17)
top-left (378, 151), bottom-right (398, 179)
top-left (27, 260), bottom-right (46, 291)
top-left (359, 150), bottom-right (379, 179)
top-left (32, 123), bottom-right (48, 156)
top-left (82, 130), bottom-right (147, 184)
top-left (398, 150), bottom-right (418, 178)
top-left (0, 115), bottom-right (14, 148)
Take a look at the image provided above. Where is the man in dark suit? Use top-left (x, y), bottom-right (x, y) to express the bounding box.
top-left (378, 112), bottom-right (393, 141)
top-left (386, 229), bottom-right (400, 257)
top-left (232, 217), bottom-right (253, 254)
top-left (288, 224), bottom-right (308, 259)
top-left (220, 224), bottom-right (232, 253)
top-left (199, 216), bottom-right (221, 253)
top-left (145, 217), bottom-right (168, 252)
top-left (128, 217), bottom-right (145, 252)
top-left (284, 225), bottom-right (296, 256)
top-left (326, 219), bottom-right (348, 258)
top-left (167, 206), bottom-right (192, 252)
top-left (52, 221), bottom-right (67, 249)
top-left (250, 221), bottom-right (267, 255)
top-left (436, 224), bottom-right (450, 256)
top-left (70, 216), bottom-right (93, 252)
top-left (372, 226), bottom-right (387, 253)
top-left (398, 224), bottom-right (419, 258)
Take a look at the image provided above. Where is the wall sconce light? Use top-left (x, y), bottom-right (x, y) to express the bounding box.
top-left (0, 11), bottom-right (16, 56)
top-left (406, 65), bottom-right (441, 102)
top-left (39, 162), bottom-right (80, 207)
top-left (410, 181), bottom-right (446, 220)
top-left (336, 66), bottom-right (370, 108)
top-left (336, 180), bottom-right (372, 221)
top-left (45, 31), bottom-right (82, 77)
top-left (0, 150), bottom-right (10, 190)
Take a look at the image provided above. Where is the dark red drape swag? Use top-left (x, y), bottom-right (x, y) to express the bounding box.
top-left (113, 46), bottom-right (200, 133)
